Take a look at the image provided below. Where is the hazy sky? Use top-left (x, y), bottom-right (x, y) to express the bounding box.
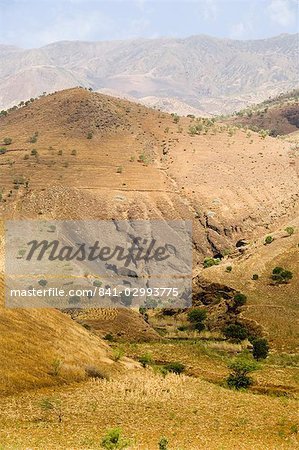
top-left (0, 0), bottom-right (298, 48)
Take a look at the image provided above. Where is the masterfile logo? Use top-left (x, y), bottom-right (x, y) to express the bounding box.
top-left (5, 220), bottom-right (192, 309)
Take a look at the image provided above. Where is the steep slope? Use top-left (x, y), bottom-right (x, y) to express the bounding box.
top-left (0, 33), bottom-right (298, 114)
top-left (0, 88), bottom-right (298, 263)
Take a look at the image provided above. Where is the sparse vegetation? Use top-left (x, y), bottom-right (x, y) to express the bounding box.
top-left (187, 308), bottom-right (207, 332)
top-left (101, 427), bottom-right (130, 449)
top-left (271, 267), bottom-right (293, 284)
top-left (163, 361), bottom-right (185, 375)
top-left (265, 235), bottom-right (274, 245)
top-left (226, 356), bottom-right (259, 390)
top-left (29, 132), bottom-right (38, 143)
top-left (285, 226), bottom-right (294, 236)
top-left (251, 338), bottom-right (269, 360)
top-left (203, 257), bottom-right (220, 268)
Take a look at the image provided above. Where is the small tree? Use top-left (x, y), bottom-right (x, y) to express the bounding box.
top-left (187, 308), bottom-right (207, 331)
top-left (252, 338), bottom-right (269, 360)
top-left (232, 293), bottom-right (247, 310)
top-left (224, 323), bottom-right (248, 342)
top-left (227, 356), bottom-right (259, 390)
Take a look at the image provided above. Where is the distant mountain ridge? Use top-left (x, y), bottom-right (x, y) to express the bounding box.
top-left (0, 33), bottom-right (298, 114)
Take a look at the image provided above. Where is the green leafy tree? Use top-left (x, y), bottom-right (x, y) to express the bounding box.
top-left (224, 323), bottom-right (248, 342)
top-left (187, 308), bottom-right (207, 331)
top-left (227, 356), bottom-right (259, 390)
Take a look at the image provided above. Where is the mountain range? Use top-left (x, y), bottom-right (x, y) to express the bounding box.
top-left (0, 33), bottom-right (298, 115)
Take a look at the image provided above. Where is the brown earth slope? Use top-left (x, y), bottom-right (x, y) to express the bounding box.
top-left (226, 90), bottom-right (299, 136)
top-left (0, 87), bottom-right (298, 262)
top-left (0, 87), bottom-right (298, 354)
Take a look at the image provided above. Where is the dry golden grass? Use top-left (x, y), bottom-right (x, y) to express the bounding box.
top-left (0, 371), bottom-right (297, 449)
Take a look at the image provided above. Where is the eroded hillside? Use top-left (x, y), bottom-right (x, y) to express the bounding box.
top-left (0, 87), bottom-right (298, 265)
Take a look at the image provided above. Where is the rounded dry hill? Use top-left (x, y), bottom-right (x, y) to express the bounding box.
top-left (0, 87), bottom-right (298, 262)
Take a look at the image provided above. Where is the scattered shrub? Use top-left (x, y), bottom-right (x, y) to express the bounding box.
top-left (187, 308), bottom-right (207, 331)
top-left (224, 323), bottom-right (248, 342)
top-left (116, 166), bottom-right (123, 173)
top-left (39, 397), bottom-right (62, 422)
top-left (112, 348), bottom-right (124, 362)
top-left (225, 265), bottom-right (232, 272)
top-left (85, 366), bottom-right (108, 379)
top-left (29, 132), bottom-right (38, 143)
top-left (104, 333), bottom-right (114, 342)
top-left (227, 356), bottom-right (259, 390)
top-left (138, 353), bottom-right (152, 368)
top-left (232, 293), bottom-right (247, 309)
top-left (101, 427), bottom-right (130, 449)
top-left (265, 235), bottom-right (274, 245)
top-left (164, 362), bottom-right (185, 375)
top-left (49, 358), bottom-right (63, 376)
top-left (3, 137), bottom-right (12, 145)
top-left (271, 267), bottom-right (293, 284)
top-left (159, 437), bottom-right (169, 450)
top-left (87, 131), bottom-right (93, 139)
top-left (252, 274), bottom-right (259, 280)
top-left (252, 338), bottom-right (269, 360)
top-left (203, 257), bottom-right (220, 268)
top-left (285, 226), bottom-right (295, 236)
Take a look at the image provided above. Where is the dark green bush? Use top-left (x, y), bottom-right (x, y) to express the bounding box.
top-left (224, 323), bottom-right (248, 342)
top-left (252, 338), bottom-right (269, 360)
top-left (265, 235), bottom-right (274, 245)
top-left (187, 308), bottom-right (207, 331)
top-left (271, 267), bottom-right (293, 284)
top-left (233, 293), bottom-right (247, 309)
